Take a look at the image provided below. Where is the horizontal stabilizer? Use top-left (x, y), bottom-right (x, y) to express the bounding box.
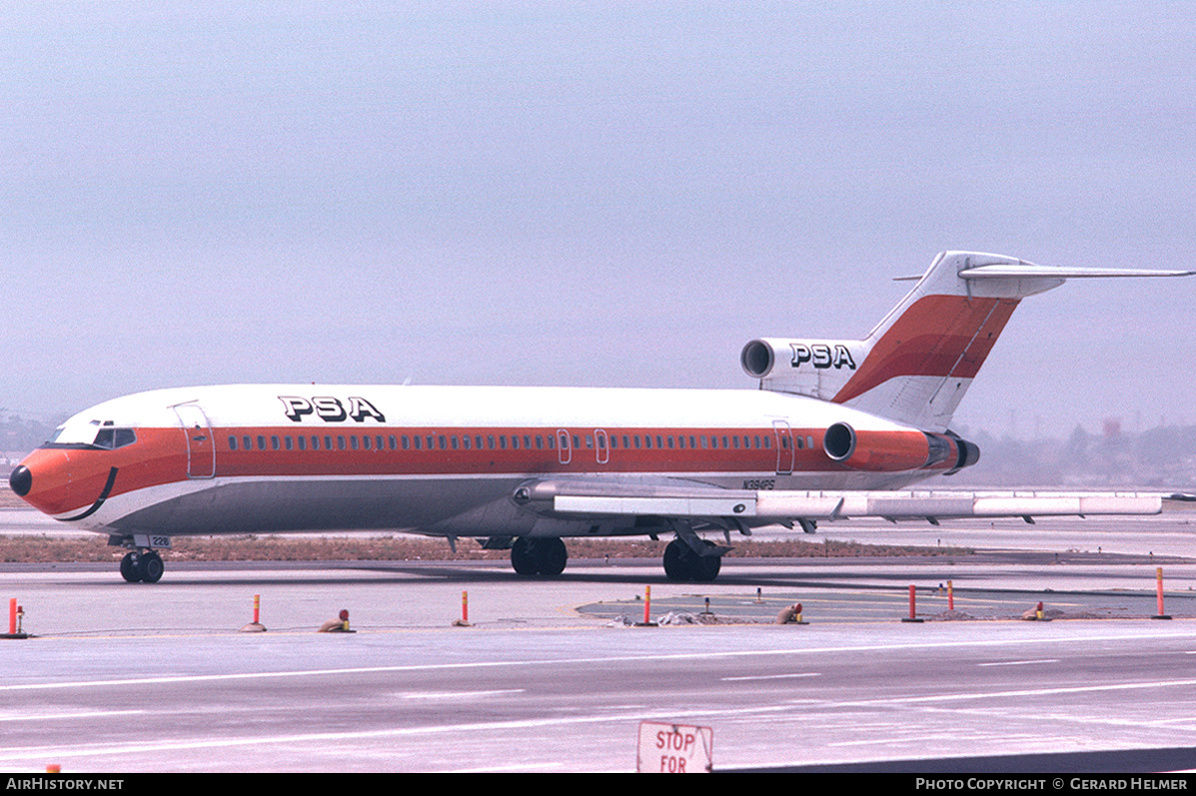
top-left (959, 264), bottom-right (1196, 279)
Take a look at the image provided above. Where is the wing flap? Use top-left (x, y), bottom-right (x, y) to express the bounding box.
top-left (547, 486), bottom-right (1162, 521)
top-left (970, 493), bottom-right (1163, 516)
top-left (553, 494), bottom-right (756, 517)
top-left (759, 491), bottom-right (1163, 519)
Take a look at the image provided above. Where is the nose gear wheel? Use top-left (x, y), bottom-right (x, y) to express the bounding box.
top-left (120, 550), bottom-right (165, 583)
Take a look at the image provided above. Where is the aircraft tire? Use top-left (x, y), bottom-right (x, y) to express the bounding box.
top-left (120, 551), bottom-right (143, 583)
top-left (662, 539), bottom-right (722, 582)
top-left (511, 538), bottom-right (539, 576)
top-left (537, 538), bottom-right (567, 576)
top-left (663, 540), bottom-right (688, 581)
top-left (511, 538), bottom-right (568, 577)
top-left (141, 551), bottom-right (165, 583)
top-left (691, 547), bottom-right (721, 582)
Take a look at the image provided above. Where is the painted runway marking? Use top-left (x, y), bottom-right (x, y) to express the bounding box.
top-left (721, 673), bottom-right (821, 681)
top-left (4, 627), bottom-right (1196, 694)
top-left (809, 678), bottom-right (1196, 706)
top-left (0, 705), bottom-right (781, 763)
top-left (977, 659), bottom-right (1060, 667)
top-left (398, 689), bottom-right (525, 699)
top-left (3, 676), bottom-right (1194, 765)
top-left (0, 710), bottom-right (144, 722)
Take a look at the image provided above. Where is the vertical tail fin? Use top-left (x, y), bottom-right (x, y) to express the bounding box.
top-left (741, 251), bottom-right (1193, 432)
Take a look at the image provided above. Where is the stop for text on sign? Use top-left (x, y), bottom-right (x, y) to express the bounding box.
top-left (637, 721), bottom-right (714, 773)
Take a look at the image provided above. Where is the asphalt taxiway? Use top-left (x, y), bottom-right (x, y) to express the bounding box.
top-left (3, 510), bottom-right (1196, 772)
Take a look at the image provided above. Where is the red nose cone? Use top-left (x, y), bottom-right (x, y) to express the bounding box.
top-left (9, 449), bottom-right (79, 516)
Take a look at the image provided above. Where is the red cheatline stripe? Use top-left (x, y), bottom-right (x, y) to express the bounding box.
top-left (28, 422), bottom-right (949, 515)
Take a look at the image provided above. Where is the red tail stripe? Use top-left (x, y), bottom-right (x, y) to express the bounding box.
top-left (833, 295), bottom-right (1019, 403)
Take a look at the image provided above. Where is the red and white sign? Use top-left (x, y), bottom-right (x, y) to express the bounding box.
top-left (637, 721), bottom-right (713, 773)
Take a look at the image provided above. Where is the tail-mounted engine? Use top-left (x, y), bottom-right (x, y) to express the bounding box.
top-left (741, 338), bottom-right (866, 401)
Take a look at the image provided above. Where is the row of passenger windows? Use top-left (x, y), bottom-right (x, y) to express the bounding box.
top-left (227, 431), bottom-right (818, 453)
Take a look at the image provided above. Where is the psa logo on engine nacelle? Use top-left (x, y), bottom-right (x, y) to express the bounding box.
top-left (789, 343), bottom-right (857, 370)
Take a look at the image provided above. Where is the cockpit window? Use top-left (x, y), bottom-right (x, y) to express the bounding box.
top-left (42, 424), bottom-right (137, 450)
top-left (92, 428), bottom-right (137, 450)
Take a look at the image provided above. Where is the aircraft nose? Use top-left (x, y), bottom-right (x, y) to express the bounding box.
top-left (9, 465), bottom-right (31, 497)
top-left (9, 449), bottom-right (79, 516)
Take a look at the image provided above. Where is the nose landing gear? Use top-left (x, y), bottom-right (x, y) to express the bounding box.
top-left (119, 549), bottom-right (165, 583)
top-left (111, 535), bottom-right (169, 583)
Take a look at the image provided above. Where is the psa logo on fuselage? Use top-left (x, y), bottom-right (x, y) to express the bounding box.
top-left (789, 343), bottom-right (857, 370)
top-left (279, 396), bottom-right (386, 423)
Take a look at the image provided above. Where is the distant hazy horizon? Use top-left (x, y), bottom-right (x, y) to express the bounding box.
top-left (5, 3), bottom-right (1194, 437)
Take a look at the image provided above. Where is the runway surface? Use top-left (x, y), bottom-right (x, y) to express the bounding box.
top-left (3, 509), bottom-right (1196, 773)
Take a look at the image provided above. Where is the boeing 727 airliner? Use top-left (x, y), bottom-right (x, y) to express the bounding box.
top-left (10, 251), bottom-right (1193, 582)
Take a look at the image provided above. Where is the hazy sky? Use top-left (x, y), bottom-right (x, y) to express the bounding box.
top-left (3, 2), bottom-right (1194, 437)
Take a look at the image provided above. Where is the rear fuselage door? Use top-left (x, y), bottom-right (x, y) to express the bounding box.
top-left (174, 403), bottom-right (215, 478)
top-left (557, 429), bottom-right (571, 465)
top-left (772, 419), bottom-right (794, 475)
top-left (595, 429), bottom-right (609, 464)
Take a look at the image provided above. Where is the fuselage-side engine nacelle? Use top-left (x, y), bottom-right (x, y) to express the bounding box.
top-left (822, 422), bottom-right (979, 476)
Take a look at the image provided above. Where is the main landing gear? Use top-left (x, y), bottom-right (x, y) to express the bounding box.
top-left (510, 537), bottom-right (568, 577)
top-left (119, 549), bottom-right (165, 583)
top-left (505, 534), bottom-right (727, 582)
top-left (662, 538), bottom-right (722, 583)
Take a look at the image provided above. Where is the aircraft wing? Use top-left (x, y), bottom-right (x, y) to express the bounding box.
top-left (524, 482), bottom-right (1169, 524)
